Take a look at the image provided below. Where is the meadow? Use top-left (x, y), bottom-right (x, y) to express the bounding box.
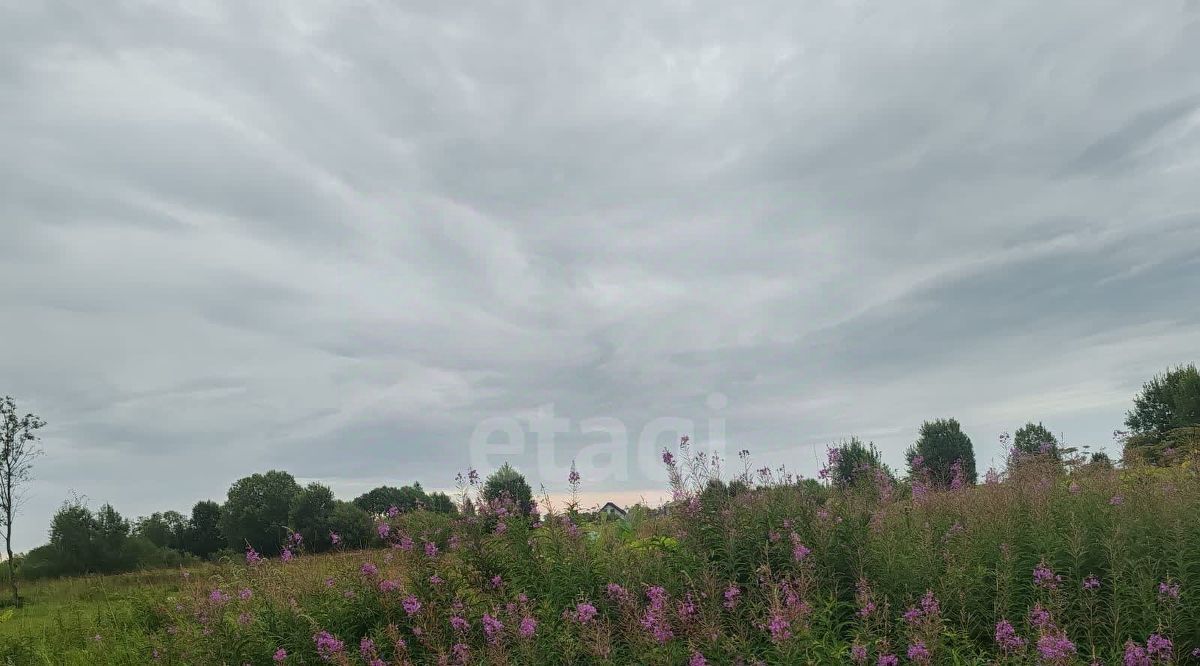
top-left (2, 442), bottom-right (1198, 665)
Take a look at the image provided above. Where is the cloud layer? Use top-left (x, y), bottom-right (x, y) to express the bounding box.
top-left (3, 1), bottom-right (1199, 550)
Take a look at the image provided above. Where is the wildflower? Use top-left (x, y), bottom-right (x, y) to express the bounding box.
top-left (568, 466), bottom-right (581, 485)
top-left (851, 643), bottom-right (868, 663)
top-left (313, 631), bottom-right (344, 662)
top-left (398, 535), bottom-right (414, 551)
top-left (450, 615), bottom-right (470, 633)
top-left (641, 587), bottom-right (673, 643)
top-left (907, 641), bottom-right (931, 664)
top-left (329, 531), bottom-right (340, 545)
top-left (519, 616), bottom-right (537, 638)
top-left (360, 561), bottom-right (379, 577)
top-left (1146, 634), bottom-right (1173, 659)
top-left (280, 547), bottom-right (294, 563)
top-left (606, 583), bottom-right (630, 602)
top-left (984, 468), bottom-right (1000, 484)
top-left (1036, 633), bottom-right (1076, 663)
top-left (324, 577), bottom-right (335, 587)
top-left (877, 654), bottom-right (899, 666)
top-left (273, 648), bottom-right (287, 663)
top-left (424, 541), bottom-right (439, 558)
top-left (237, 612), bottom-right (253, 625)
top-left (574, 601), bottom-right (598, 624)
top-left (949, 458), bottom-right (966, 490)
top-left (723, 584), bottom-right (741, 609)
top-left (490, 574), bottom-right (503, 589)
top-left (452, 643), bottom-right (470, 663)
top-left (402, 595), bottom-right (421, 616)
top-left (1157, 580), bottom-right (1181, 599)
top-left (387, 505), bottom-right (400, 517)
top-left (238, 588), bottom-right (252, 600)
top-left (995, 619), bottom-right (1026, 652)
top-left (494, 521), bottom-right (508, 535)
top-left (1123, 641), bottom-right (1150, 666)
top-left (245, 546), bottom-right (262, 565)
top-left (1029, 604), bottom-right (1051, 628)
top-left (1068, 481), bottom-right (1080, 494)
top-left (766, 613), bottom-right (791, 643)
top-left (662, 449), bottom-right (675, 465)
top-left (379, 579), bottom-right (400, 593)
top-left (482, 613), bottom-right (504, 644)
top-left (689, 652), bottom-right (708, 666)
top-left (1033, 561), bottom-right (1063, 590)
top-left (1083, 575), bottom-right (1100, 590)
top-left (790, 534), bottom-right (811, 562)
top-left (377, 522), bottom-right (391, 539)
top-left (1109, 494), bottom-right (1124, 505)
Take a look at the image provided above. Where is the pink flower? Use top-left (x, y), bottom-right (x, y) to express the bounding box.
top-left (273, 648), bottom-right (287, 662)
top-left (402, 595), bottom-right (421, 616)
top-left (519, 616), bottom-right (537, 638)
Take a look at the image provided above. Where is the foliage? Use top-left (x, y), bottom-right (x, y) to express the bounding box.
top-left (353, 484), bottom-right (429, 515)
top-left (288, 483), bottom-right (339, 553)
top-left (906, 417), bottom-right (977, 486)
top-left (219, 470), bottom-right (301, 557)
top-left (1125, 363), bottom-right (1200, 453)
top-left (481, 463), bottom-right (534, 515)
top-left (0, 396), bottom-right (44, 604)
top-left (185, 500), bottom-right (225, 559)
top-left (828, 436), bottom-right (892, 487)
top-left (1013, 421), bottom-right (1060, 459)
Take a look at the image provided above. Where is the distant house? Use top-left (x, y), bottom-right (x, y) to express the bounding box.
top-left (598, 502), bottom-right (627, 519)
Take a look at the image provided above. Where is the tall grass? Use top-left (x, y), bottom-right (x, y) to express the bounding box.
top-left (5, 445), bottom-right (1199, 664)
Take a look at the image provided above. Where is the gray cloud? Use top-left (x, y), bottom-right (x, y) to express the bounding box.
top-left (2, 0), bottom-right (1200, 551)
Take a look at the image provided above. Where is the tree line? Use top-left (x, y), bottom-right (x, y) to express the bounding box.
top-left (2, 363), bottom-right (1197, 595)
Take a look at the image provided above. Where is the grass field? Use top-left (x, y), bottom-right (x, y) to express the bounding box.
top-left (2, 452), bottom-right (1199, 664)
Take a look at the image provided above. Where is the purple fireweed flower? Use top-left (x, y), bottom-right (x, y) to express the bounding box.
top-left (379, 579), bottom-right (400, 593)
top-left (689, 652), bottom-right (707, 666)
top-left (360, 561), bottom-right (378, 577)
top-left (606, 583), bottom-right (630, 602)
top-left (574, 602), bottom-right (598, 624)
top-left (237, 612), bottom-right (252, 625)
top-left (766, 613), bottom-right (791, 643)
top-left (490, 574), bottom-right (503, 589)
top-left (1110, 494), bottom-right (1124, 505)
top-left (995, 619), bottom-right (1027, 652)
top-left (424, 541), bottom-right (438, 558)
top-left (208, 588), bottom-right (229, 605)
top-left (568, 467), bottom-right (581, 485)
top-left (398, 535), bottom-right (414, 551)
top-left (430, 574), bottom-right (444, 585)
top-left (329, 531), bottom-right (340, 545)
top-left (376, 522), bottom-right (391, 539)
top-left (1083, 575), bottom-right (1100, 590)
top-left (494, 521), bottom-right (508, 535)
top-left (519, 616), bottom-right (537, 638)
top-left (662, 449), bottom-right (675, 465)
top-left (450, 615), bottom-right (470, 633)
top-left (245, 546), bottom-right (262, 565)
top-left (851, 643), bottom-right (868, 663)
top-left (790, 534), bottom-right (811, 562)
top-left (482, 613), bottom-right (504, 644)
top-left (877, 655), bottom-right (899, 666)
top-left (723, 584), bottom-right (741, 609)
top-left (387, 505), bottom-right (400, 517)
top-left (1033, 561), bottom-right (1062, 590)
top-left (985, 467), bottom-right (1000, 484)
top-left (1146, 634), bottom-right (1173, 659)
top-left (949, 458), bottom-right (966, 490)
top-left (1036, 633), bottom-right (1076, 663)
top-left (402, 595), bottom-right (421, 616)
top-left (280, 548), bottom-right (294, 563)
top-left (1124, 641), bottom-right (1151, 666)
top-left (313, 631), bottom-right (344, 662)
top-left (359, 637), bottom-right (377, 660)
top-left (907, 641), bottom-right (931, 664)
top-left (1158, 581), bottom-right (1181, 599)
top-left (272, 648), bottom-right (287, 663)
top-left (238, 588), bottom-right (252, 601)
top-left (451, 643), bottom-right (470, 664)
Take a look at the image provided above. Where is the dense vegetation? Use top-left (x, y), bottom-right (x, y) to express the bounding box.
top-left (1, 363), bottom-right (1198, 664)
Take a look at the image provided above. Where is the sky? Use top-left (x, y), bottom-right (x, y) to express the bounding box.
top-left (2, 1), bottom-right (1199, 552)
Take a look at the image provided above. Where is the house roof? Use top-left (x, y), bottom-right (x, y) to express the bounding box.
top-left (599, 501), bottom-right (627, 515)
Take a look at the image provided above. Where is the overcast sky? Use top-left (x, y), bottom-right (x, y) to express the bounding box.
top-left (2, 1), bottom-right (1199, 552)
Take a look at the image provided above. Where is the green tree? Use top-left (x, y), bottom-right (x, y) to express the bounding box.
top-left (906, 418), bottom-right (977, 487)
top-left (1, 396), bottom-right (45, 605)
top-left (426, 491), bottom-right (458, 514)
top-left (353, 484), bottom-right (430, 515)
top-left (328, 501), bottom-right (373, 548)
top-left (1012, 422), bottom-right (1060, 459)
top-left (829, 437), bottom-right (892, 487)
top-left (289, 483), bottom-right (337, 552)
top-left (186, 500), bottom-right (225, 558)
top-left (135, 511), bottom-right (188, 551)
top-left (1124, 364), bottom-right (1200, 460)
top-left (481, 463), bottom-right (534, 515)
top-left (220, 471), bottom-right (300, 556)
top-left (48, 497), bottom-right (96, 574)
top-left (94, 503), bottom-right (132, 572)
